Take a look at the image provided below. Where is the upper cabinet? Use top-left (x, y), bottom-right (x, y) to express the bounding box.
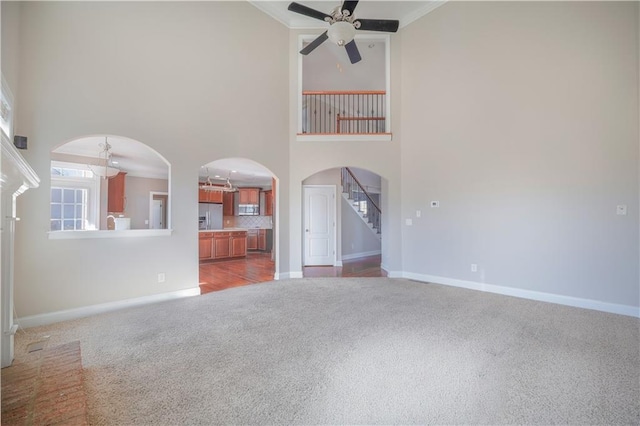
top-left (223, 191), bottom-right (234, 216)
top-left (238, 188), bottom-right (259, 205)
top-left (198, 187), bottom-right (223, 203)
top-left (107, 172), bottom-right (127, 213)
top-left (263, 190), bottom-right (273, 216)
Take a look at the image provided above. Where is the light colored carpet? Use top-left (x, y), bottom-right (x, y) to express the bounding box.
top-left (14, 278), bottom-right (640, 425)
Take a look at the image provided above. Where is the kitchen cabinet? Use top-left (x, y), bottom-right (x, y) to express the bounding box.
top-left (199, 232), bottom-right (214, 260)
top-left (223, 191), bottom-right (235, 216)
top-left (107, 172), bottom-right (127, 213)
top-left (213, 233), bottom-right (231, 259)
top-left (230, 233), bottom-right (247, 257)
top-left (200, 231), bottom-right (247, 261)
top-left (199, 187), bottom-right (223, 203)
top-left (247, 230), bottom-right (258, 250)
top-left (238, 188), bottom-right (259, 204)
top-left (247, 229), bottom-right (267, 251)
top-left (263, 190), bottom-right (273, 216)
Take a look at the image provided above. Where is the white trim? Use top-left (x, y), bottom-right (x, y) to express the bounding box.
top-left (335, 260), bottom-right (343, 267)
top-left (403, 272), bottom-right (640, 318)
top-left (48, 229), bottom-right (173, 239)
top-left (149, 191), bottom-right (168, 230)
top-left (280, 271), bottom-right (303, 279)
top-left (342, 250), bottom-right (382, 262)
top-left (296, 33), bottom-right (392, 139)
top-left (399, 1), bottom-right (449, 28)
top-left (16, 287), bottom-right (201, 329)
top-left (297, 134), bottom-right (392, 143)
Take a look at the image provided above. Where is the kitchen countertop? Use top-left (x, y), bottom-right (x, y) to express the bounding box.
top-left (199, 228), bottom-right (247, 233)
top-left (199, 227), bottom-right (273, 233)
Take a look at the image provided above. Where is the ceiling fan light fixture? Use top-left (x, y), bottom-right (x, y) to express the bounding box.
top-left (328, 21), bottom-right (356, 47)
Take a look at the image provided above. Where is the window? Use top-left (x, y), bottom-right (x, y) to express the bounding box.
top-left (50, 162), bottom-right (99, 231)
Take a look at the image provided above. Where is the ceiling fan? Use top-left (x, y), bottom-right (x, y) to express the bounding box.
top-left (288, 1), bottom-right (399, 64)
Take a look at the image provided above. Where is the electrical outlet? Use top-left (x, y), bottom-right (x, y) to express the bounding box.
top-left (144, 219), bottom-right (149, 225)
top-left (471, 264), bottom-right (478, 272)
top-left (157, 273), bottom-right (166, 283)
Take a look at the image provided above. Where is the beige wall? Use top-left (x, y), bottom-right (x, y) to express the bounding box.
top-left (400, 2), bottom-right (639, 305)
top-left (123, 176), bottom-right (168, 230)
top-left (3, 1), bottom-right (638, 320)
top-left (10, 1), bottom-right (289, 317)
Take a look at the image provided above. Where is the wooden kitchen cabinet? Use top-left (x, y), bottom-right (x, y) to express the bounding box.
top-left (199, 233), bottom-right (213, 260)
top-left (199, 187), bottom-right (223, 203)
top-left (223, 191), bottom-right (235, 216)
top-left (247, 230), bottom-right (258, 250)
top-left (230, 232), bottom-right (247, 257)
top-left (107, 172), bottom-right (127, 213)
top-left (213, 232), bottom-right (231, 259)
top-left (258, 229), bottom-right (267, 250)
top-left (263, 190), bottom-right (273, 216)
top-left (200, 231), bottom-right (247, 261)
top-left (238, 188), bottom-right (260, 204)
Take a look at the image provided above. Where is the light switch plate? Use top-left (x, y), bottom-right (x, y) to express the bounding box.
top-left (617, 205), bottom-right (627, 215)
top-left (416, 210), bottom-right (421, 218)
top-left (430, 201), bottom-right (440, 208)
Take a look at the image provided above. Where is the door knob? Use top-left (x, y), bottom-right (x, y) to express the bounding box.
top-left (305, 229), bottom-right (309, 232)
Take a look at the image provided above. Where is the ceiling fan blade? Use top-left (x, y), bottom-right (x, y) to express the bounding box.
top-left (341, 1), bottom-right (359, 16)
top-left (288, 2), bottom-right (331, 21)
top-left (300, 31), bottom-right (329, 55)
top-left (344, 39), bottom-right (362, 64)
top-left (356, 18), bottom-right (400, 33)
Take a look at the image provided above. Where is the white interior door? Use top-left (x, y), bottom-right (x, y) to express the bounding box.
top-left (151, 199), bottom-right (163, 229)
top-left (303, 185), bottom-right (335, 266)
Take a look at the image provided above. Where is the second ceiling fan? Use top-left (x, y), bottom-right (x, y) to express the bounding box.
top-left (288, 1), bottom-right (399, 64)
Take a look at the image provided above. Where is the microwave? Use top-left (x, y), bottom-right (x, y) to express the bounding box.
top-left (238, 204), bottom-right (260, 216)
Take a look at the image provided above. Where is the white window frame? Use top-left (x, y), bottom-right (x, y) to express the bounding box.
top-left (50, 161), bottom-right (100, 231)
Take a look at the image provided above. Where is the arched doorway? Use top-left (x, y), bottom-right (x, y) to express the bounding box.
top-left (197, 158), bottom-right (278, 293)
top-left (302, 166), bottom-right (386, 278)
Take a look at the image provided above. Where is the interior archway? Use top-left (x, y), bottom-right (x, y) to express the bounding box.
top-left (197, 157), bottom-right (278, 293)
top-left (50, 135), bottom-right (170, 232)
top-left (301, 166), bottom-right (387, 278)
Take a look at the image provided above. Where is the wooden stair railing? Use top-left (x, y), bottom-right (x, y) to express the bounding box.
top-left (302, 90), bottom-right (387, 134)
top-left (341, 167), bottom-right (381, 235)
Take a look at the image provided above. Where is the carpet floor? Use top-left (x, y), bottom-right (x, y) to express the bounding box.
top-left (14, 278), bottom-right (640, 425)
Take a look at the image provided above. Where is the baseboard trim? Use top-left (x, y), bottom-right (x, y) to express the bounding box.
top-left (341, 250), bottom-right (382, 262)
top-left (17, 287), bottom-right (201, 328)
top-left (280, 271), bottom-right (303, 279)
top-left (403, 272), bottom-right (640, 318)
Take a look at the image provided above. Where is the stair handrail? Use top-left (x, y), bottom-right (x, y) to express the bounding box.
top-left (342, 167), bottom-right (381, 214)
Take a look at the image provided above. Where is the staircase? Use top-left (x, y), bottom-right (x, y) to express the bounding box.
top-left (341, 167), bottom-right (381, 239)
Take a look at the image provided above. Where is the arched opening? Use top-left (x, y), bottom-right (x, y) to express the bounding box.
top-left (302, 166), bottom-right (386, 278)
top-left (197, 158), bottom-right (278, 293)
top-left (50, 135), bottom-right (170, 234)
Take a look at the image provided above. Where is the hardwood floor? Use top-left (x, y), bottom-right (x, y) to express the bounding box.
top-left (199, 252), bottom-right (275, 294)
top-left (303, 254), bottom-right (386, 278)
top-left (199, 253), bottom-right (386, 294)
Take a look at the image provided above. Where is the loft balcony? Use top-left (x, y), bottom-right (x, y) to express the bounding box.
top-left (297, 90), bottom-right (391, 142)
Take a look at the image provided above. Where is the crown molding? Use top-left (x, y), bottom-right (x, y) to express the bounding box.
top-left (399, 0), bottom-right (448, 29)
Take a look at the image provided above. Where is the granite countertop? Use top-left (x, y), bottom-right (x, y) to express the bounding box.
top-left (199, 228), bottom-right (247, 233)
top-left (199, 227), bottom-right (272, 233)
